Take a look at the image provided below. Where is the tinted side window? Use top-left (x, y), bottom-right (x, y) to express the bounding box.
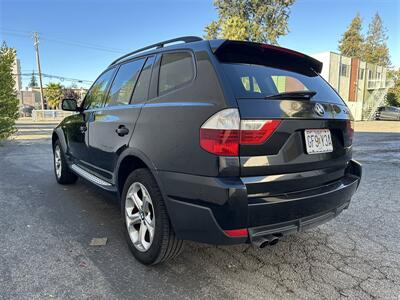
top-left (84, 68), bottom-right (115, 110)
top-left (158, 52), bottom-right (194, 95)
top-left (132, 56), bottom-right (155, 102)
top-left (107, 59), bottom-right (145, 106)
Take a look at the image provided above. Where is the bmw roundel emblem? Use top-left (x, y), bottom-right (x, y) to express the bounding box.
top-left (314, 103), bottom-right (325, 117)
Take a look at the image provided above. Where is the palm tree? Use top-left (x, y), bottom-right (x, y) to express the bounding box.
top-left (44, 83), bottom-right (64, 109)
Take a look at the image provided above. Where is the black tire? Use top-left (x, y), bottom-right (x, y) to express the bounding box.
top-left (121, 168), bottom-right (183, 265)
top-left (53, 140), bottom-right (78, 184)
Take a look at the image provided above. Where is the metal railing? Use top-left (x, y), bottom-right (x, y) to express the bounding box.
top-left (367, 79), bottom-right (387, 89)
top-left (31, 110), bottom-right (74, 121)
top-left (362, 79), bottom-right (394, 120)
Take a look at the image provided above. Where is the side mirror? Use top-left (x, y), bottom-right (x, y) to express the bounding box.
top-left (61, 99), bottom-right (78, 111)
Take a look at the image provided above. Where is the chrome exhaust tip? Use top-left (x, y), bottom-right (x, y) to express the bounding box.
top-left (251, 235), bottom-right (280, 248)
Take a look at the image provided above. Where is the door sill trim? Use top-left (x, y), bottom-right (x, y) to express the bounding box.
top-left (71, 164), bottom-right (113, 188)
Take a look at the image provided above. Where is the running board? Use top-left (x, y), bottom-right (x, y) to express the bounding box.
top-left (71, 164), bottom-right (115, 190)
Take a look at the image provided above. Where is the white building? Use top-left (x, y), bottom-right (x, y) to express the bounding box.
top-left (311, 52), bottom-right (392, 121)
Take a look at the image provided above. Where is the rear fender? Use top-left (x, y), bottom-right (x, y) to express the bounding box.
top-left (114, 148), bottom-right (170, 201)
top-left (115, 148), bottom-right (183, 232)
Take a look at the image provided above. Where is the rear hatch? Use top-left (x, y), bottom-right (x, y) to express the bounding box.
top-left (214, 41), bottom-right (354, 198)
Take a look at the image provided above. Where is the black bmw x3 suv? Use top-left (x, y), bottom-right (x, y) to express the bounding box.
top-left (53, 36), bottom-right (362, 265)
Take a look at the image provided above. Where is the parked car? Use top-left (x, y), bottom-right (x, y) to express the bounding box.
top-left (19, 104), bottom-right (34, 117)
top-left (375, 106), bottom-right (400, 120)
top-left (52, 37), bottom-right (362, 265)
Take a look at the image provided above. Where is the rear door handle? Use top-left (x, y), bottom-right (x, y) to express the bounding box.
top-left (116, 125), bottom-right (129, 137)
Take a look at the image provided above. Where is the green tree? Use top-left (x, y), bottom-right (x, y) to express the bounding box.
top-left (385, 69), bottom-right (400, 107)
top-left (28, 71), bottom-right (38, 88)
top-left (0, 42), bottom-right (19, 141)
top-left (338, 13), bottom-right (364, 57)
top-left (204, 0), bottom-right (296, 44)
top-left (363, 13), bottom-right (390, 66)
top-left (220, 16), bottom-right (249, 41)
top-left (63, 88), bottom-right (80, 101)
top-left (386, 93), bottom-right (399, 107)
top-left (44, 83), bottom-right (64, 109)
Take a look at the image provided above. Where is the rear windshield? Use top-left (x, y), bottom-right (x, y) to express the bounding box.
top-left (222, 63), bottom-right (344, 105)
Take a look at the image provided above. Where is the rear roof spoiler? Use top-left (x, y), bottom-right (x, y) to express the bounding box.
top-left (209, 40), bottom-right (323, 75)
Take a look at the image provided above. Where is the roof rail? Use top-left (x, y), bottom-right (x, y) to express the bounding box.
top-left (109, 36), bottom-right (203, 66)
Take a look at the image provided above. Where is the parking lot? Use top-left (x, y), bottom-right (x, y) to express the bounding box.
top-left (0, 122), bottom-right (399, 299)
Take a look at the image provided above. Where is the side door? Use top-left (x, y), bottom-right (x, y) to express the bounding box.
top-left (86, 56), bottom-right (155, 180)
top-left (66, 68), bottom-right (115, 165)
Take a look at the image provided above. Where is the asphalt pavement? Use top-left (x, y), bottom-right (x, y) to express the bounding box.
top-left (0, 128), bottom-right (399, 299)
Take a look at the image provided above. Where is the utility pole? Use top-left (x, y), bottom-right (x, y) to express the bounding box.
top-left (33, 32), bottom-right (45, 110)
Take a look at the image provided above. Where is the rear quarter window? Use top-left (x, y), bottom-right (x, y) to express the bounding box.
top-left (158, 52), bottom-right (194, 95)
top-left (222, 63), bottom-right (345, 105)
top-left (132, 56), bottom-right (155, 102)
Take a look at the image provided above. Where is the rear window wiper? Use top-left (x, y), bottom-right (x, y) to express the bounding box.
top-left (264, 91), bottom-right (317, 100)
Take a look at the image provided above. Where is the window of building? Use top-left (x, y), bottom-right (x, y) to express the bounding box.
top-left (340, 64), bottom-right (349, 77)
top-left (84, 68), bottom-right (116, 110)
top-left (158, 52), bottom-right (194, 95)
top-left (368, 70), bottom-right (374, 80)
top-left (132, 57), bottom-right (155, 102)
top-left (358, 68), bottom-right (364, 80)
top-left (106, 59), bottom-right (145, 106)
top-left (377, 72), bottom-right (381, 80)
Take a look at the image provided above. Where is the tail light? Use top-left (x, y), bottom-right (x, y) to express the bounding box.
top-left (346, 120), bottom-right (354, 143)
top-left (240, 120), bottom-right (281, 144)
top-left (200, 109), bottom-right (240, 156)
top-left (200, 109), bottom-right (281, 156)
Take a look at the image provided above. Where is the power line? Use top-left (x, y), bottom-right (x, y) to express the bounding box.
top-left (41, 36), bottom-right (125, 53)
top-left (1, 31), bottom-right (31, 39)
top-left (0, 27), bottom-right (31, 34)
top-left (1, 27), bottom-right (126, 54)
top-left (15, 72), bottom-right (93, 85)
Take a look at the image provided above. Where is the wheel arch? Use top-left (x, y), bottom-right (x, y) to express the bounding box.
top-left (115, 148), bottom-right (166, 200)
top-left (52, 132), bottom-right (58, 149)
top-left (52, 128), bottom-right (67, 152)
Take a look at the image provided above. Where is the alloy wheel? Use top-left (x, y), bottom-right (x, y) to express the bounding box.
top-left (54, 145), bottom-right (62, 179)
top-left (125, 182), bottom-right (155, 252)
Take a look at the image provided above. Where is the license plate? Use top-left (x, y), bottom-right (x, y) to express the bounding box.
top-left (304, 129), bottom-right (333, 154)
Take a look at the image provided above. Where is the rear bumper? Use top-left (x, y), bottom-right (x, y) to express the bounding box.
top-left (159, 160), bottom-right (362, 245)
